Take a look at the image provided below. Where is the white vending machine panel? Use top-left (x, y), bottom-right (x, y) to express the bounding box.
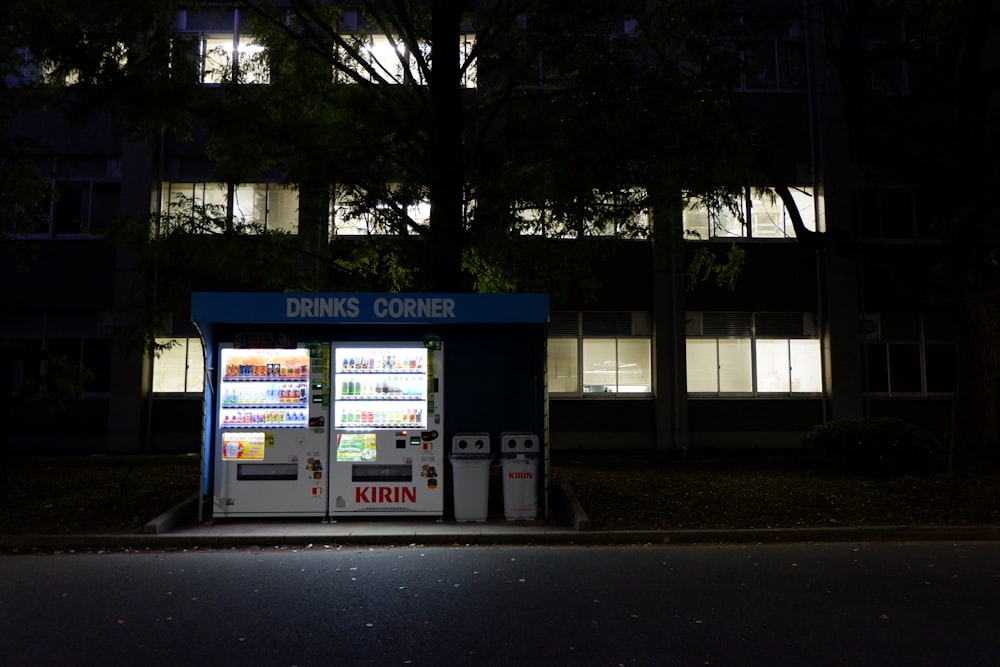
top-left (330, 343), bottom-right (444, 516)
top-left (213, 344), bottom-right (331, 517)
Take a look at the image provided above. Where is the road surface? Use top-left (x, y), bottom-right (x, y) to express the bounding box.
top-left (2, 541), bottom-right (999, 665)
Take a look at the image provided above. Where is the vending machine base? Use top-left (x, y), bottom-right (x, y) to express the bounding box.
top-left (213, 454), bottom-right (330, 518)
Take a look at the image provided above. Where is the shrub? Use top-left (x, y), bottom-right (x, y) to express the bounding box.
top-left (803, 417), bottom-right (948, 475)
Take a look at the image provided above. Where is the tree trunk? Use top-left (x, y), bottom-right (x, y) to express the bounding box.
top-left (424, 0), bottom-right (469, 291)
top-left (949, 296), bottom-right (1000, 480)
top-left (297, 182), bottom-right (333, 290)
top-left (947, 204), bottom-right (1000, 480)
top-left (946, 0), bottom-right (1000, 480)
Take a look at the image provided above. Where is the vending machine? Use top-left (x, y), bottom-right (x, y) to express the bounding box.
top-left (213, 343), bottom-right (331, 517)
top-left (329, 342), bottom-right (444, 516)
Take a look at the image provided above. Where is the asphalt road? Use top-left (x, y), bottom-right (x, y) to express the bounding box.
top-left (2, 542), bottom-right (999, 666)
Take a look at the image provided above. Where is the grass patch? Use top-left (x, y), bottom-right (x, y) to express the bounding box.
top-left (550, 452), bottom-right (1000, 531)
top-left (1, 451), bottom-right (998, 534)
top-left (0, 455), bottom-right (201, 535)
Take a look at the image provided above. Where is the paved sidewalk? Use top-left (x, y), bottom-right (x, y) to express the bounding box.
top-left (146, 515), bottom-right (1000, 548)
top-left (5, 520), bottom-right (1000, 551)
top-left (3, 486), bottom-right (1000, 550)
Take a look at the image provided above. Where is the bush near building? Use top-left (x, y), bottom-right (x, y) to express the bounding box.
top-left (803, 417), bottom-right (949, 476)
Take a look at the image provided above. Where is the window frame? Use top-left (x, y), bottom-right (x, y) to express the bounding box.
top-left (685, 311), bottom-right (823, 398)
top-left (683, 186), bottom-right (821, 241)
top-left (853, 185), bottom-right (935, 240)
top-left (158, 181), bottom-right (299, 234)
top-left (736, 37), bottom-right (807, 91)
top-left (4, 158), bottom-right (122, 239)
top-left (860, 313), bottom-right (955, 398)
top-left (198, 32), bottom-right (269, 84)
top-left (178, 5), bottom-right (477, 90)
top-left (515, 188), bottom-right (651, 239)
top-left (177, 6), bottom-right (268, 85)
top-left (151, 337), bottom-right (205, 396)
top-left (2, 336), bottom-right (111, 398)
top-left (333, 185), bottom-right (430, 236)
top-left (548, 311), bottom-right (653, 398)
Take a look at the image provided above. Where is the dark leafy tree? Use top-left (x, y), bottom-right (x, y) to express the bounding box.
top-left (7, 1), bottom-right (774, 297)
top-left (4, 1), bottom-right (833, 440)
top-left (190, 1), bottom-right (769, 295)
top-left (824, 0), bottom-right (1000, 479)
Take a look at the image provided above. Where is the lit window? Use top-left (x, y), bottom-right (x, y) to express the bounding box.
top-left (153, 338), bottom-right (204, 394)
top-left (460, 33), bottom-right (477, 88)
top-left (685, 312), bottom-right (822, 396)
top-left (516, 189), bottom-right (650, 238)
top-left (718, 338), bottom-right (753, 392)
top-left (201, 35), bottom-right (268, 84)
top-left (548, 311), bottom-right (652, 396)
top-left (158, 182), bottom-right (298, 234)
top-left (582, 339), bottom-right (617, 392)
top-left (547, 338), bottom-right (579, 393)
top-left (684, 339), bottom-right (720, 393)
top-left (158, 182), bottom-right (226, 233)
top-left (333, 186), bottom-right (430, 236)
top-left (789, 339), bottom-right (823, 392)
top-left (583, 338), bottom-right (651, 393)
top-left (201, 36), bottom-right (232, 83)
top-left (232, 183), bottom-right (299, 232)
top-left (176, 7), bottom-right (267, 84)
top-left (753, 338), bottom-right (822, 393)
top-left (683, 186), bottom-right (821, 240)
top-left (338, 33), bottom-right (475, 88)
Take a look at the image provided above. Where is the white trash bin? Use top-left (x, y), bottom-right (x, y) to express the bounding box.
top-left (500, 432), bottom-right (540, 520)
top-left (449, 433), bottom-right (492, 522)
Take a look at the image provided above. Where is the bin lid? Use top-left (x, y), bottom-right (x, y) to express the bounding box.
top-left (453, 433), bottom-right (490, 451)
top-left (500, 433), bottom-right (539, 453)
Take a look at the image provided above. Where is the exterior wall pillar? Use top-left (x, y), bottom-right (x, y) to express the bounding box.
top-left (821, 249), bottom-right (863, 421)
top-left (106, 138), bottom-right (155, 452)
top-left (812, 0), bottom-right (863, 424)
top-left (652, 196), bottom-right (688, 452)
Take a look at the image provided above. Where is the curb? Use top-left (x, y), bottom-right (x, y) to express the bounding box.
top-left (143, 492), bottom-right (201, 534)
top-left (3, 525), bottom-right (1000, 552)
top-left (3, 484), bottom-right (1000, 551)
top-left (558, 524), bottom-right (1000, 545)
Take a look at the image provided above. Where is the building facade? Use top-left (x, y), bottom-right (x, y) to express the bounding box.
top-left (0, 2), bottom-right (956, 455)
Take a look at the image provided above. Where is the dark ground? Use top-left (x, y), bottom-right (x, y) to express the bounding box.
top-left (6, 542), bottom-right (1000, 666)
top-left (1, 451), bottom-right (999, 534)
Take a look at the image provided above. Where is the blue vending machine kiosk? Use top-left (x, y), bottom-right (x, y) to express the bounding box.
top-left (192, 292), bottom-right (549, 522)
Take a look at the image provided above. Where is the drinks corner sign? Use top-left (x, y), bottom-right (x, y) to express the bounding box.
top-left (286, 295), bottom-right (456, 320)
top-left (192, 292), bottom-right (549, 325)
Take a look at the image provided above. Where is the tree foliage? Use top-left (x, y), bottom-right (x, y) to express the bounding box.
top-left (824, 0), bottom-right (1000, 479)
top-left (139, 1), bottom-right (772, 294)
top-left (5, 1), bottom-right (785, 293)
